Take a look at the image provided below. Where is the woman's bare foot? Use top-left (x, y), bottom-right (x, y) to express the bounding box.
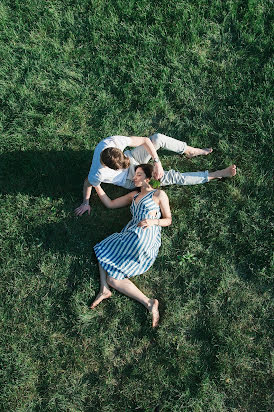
top-left (185, 146), bottom-right (213, 159)
top-left (208, 164), bottom-right (237, 180)
top-left (90, 288), bottom-right (112, 309)
top-left (148, 299), bottom-right (160, 328)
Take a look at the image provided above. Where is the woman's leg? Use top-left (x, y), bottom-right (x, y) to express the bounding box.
top-left (90, 263), bottom-right (112, 308)
top-left (107, 276), bottom-right (159, 327)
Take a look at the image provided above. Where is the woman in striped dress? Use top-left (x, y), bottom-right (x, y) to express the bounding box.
top-left (91, 164), bottom-right (172, 328)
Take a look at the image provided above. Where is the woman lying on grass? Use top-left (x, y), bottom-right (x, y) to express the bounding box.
top-left (91, 164), bottom-right (172, 328)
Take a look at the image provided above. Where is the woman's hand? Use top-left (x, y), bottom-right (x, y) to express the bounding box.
top-left (137, 219), bottom-right (156, 229)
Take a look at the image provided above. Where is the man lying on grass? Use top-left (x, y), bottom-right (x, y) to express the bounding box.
top-left (75, 133), bottom-right (237, 216)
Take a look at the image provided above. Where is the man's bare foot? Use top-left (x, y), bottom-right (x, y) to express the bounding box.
top-left (90, 288), bottom-right (112, 309)
top-left (148, 299), bottom-right (160, 328)
top-left (208, 164), bottom-right (237, 180)
top-left (185, 146), bottom-right (213, 159)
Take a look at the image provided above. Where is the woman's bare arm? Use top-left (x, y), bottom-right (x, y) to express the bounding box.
top-left (157, 191), bottom-right (172, 227)
top-left (95, 186), bottom-right (138, 209)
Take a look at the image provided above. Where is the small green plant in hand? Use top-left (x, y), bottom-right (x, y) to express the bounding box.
top-left (150, 179), bottom-right (161, 189)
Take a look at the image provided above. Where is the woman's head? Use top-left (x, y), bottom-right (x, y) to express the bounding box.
top-left (133, 164), bottom-right (154, 188)
top-left (100, 148), bottom-right (130, 170)
top-left (134, 164), bottom-right (153, 178)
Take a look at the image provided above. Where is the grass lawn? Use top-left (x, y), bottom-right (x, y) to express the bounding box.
top-left (0, 1), bottom-right (273, 411)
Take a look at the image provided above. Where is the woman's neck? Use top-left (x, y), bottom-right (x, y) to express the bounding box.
top-left (140, 185), bottom-right (153, 195)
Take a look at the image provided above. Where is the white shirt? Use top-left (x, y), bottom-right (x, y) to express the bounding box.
top-left (88, 136), bottom-right (132, 187)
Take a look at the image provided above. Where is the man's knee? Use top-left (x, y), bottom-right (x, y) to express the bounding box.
top-left (150, 133), bottom-right (165, 149)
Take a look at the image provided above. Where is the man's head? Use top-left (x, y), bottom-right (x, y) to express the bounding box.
top-left (100, 148), bottom-right (130, 170)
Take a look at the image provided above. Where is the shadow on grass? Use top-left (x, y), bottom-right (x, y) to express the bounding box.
top-left (1, 150), bottom-right (141, 335)
top-left (1, 150), bottom-right (93, 198)
top-left (1, 147), bottom-right (229, 199)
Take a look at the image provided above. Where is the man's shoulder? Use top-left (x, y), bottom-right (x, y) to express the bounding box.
top-left (97, 135), bottom-right (132, 149)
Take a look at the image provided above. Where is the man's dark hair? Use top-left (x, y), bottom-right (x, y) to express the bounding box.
top-left (100, 147), bottom-right (130, 170)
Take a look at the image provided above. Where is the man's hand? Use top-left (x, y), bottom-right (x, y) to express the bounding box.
top-left (153, 162), bottom-right (164, 180)
top-left (75, 178), bottom-right (93, 216)
top-left (74, 203), bottom-right (91, 216)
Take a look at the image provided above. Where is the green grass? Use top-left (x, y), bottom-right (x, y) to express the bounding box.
top-left (0, 0), bottom-right (273, 411)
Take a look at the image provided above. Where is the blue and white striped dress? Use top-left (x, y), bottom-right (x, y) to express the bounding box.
top-left (94, 190), bottom-right (161, 280)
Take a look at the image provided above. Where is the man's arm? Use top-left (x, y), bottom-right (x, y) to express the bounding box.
top-left (129, 136), bottom-right (164, 180)
top-left (74, 177), bottom-right (93, 216)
